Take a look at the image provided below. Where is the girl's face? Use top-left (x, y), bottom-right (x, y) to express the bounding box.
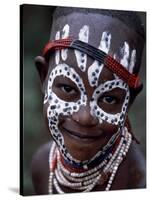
top-left (43, 13), bottom-right (139, 165)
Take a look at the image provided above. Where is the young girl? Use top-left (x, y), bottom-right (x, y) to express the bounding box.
top-left (31, 6), bottom-right (146, 194)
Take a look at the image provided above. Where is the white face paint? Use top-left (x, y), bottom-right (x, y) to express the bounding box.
top-left (129, 49), bottom-right (136, 73)
top-left (120, 41), bottom-right (136, 73)
top-left (120, 41), bottom-right (130, 69)
top-left (54, 25), bottom-right (136, 75)
top-left (90, 79), bottom-right (130, 126)
top-left (88, 31), bottom-right (112, 87)
top-left (55, 31), bottom-right (60, 65)
top-left (74, 25), bottom-right (89, 72)
top-left (61, 24), bottom-right (70, 61)
top-left (55, 24), bottom-right (70, 65)
top-left (45, 25), bottom-right (136, 165)
top-left (99, 31), bottom-right (112, 53)
top-left (45, 63), bottom-right (87, 164)
top-left (45, 64), bottom-right (129, 164)
top-left (44, 64), bottom-right (130, 165)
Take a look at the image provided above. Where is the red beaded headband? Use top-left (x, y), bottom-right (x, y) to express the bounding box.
top-left (43, 38), bottom-right (141, 89)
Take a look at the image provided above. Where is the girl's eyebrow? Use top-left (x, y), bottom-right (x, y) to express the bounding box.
top-left (98, 77), bottom-right (115, 84)
top-left (100, 89), bottom-right (126, 97)
top-left (53, 76), bottom-right (78, 86)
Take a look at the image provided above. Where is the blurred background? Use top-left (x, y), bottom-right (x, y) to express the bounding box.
top-left (22, 4), bottom-right (146, 195)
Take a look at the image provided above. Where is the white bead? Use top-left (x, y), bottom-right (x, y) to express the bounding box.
top-left (48, 127), bottom-right (132, 193)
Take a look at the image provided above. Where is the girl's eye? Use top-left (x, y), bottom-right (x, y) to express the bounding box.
top-left (101, 96), bottom-right (117, 104)
top-left (61, 85), bottom-right (76, 94)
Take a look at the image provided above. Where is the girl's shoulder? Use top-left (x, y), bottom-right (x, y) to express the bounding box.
top-left (127, 140), bottom-right (146, 188)
top-left (31, 141), bottom-right (52, 194)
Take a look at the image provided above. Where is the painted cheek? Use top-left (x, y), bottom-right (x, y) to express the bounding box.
top-left (44, 63), bottom-right (88, 163)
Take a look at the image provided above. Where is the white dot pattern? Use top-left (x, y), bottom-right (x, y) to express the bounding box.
top-left (44, 63), bottom-right (130, 166)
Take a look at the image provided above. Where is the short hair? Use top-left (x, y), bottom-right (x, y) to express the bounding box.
top-left (53, 7), bottom-right (145, 40)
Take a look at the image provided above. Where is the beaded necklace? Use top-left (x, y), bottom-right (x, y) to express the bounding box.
top-left (48, 127), bottom-right (132, 194)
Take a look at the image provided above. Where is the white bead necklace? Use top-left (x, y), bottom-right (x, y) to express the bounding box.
top-left (48, 127), bottom-right (132, 194)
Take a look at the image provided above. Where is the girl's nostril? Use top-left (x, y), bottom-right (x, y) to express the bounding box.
top-left (72, 105), bottom-right (99, 126)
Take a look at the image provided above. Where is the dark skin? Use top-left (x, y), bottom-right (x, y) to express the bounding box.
top-left (31, 12), bottom-right (146, 194)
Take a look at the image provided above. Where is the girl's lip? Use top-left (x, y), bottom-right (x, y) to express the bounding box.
top-left (62, 127), bottom-right (103, 142)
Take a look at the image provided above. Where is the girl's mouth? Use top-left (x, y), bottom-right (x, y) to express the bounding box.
top-left (62, 126), bottom-right (103, 143)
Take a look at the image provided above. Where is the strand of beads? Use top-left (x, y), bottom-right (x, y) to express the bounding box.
top-left (56, 155), bottom-right (104, 190)
top-left (53, 177), bottom-right (64, 194)
top-left (84, 129), bottom-right (132, 192)
top-left (48, 142), bottom-right (57, 194)
top-left (53, 131), bottom-right (123, 192)
top-left (105, 128), bottom-right (132, 191)
top-left (58, 152), bottom-right (109, 178)
top-left (49, 142), bottom-right (109, 193)
top-left (56, 149), bottom-right (112, 191)
top-left (48, 127), bottom-right (132, 194)
top-left (58, 163), bottom-right (101, 185)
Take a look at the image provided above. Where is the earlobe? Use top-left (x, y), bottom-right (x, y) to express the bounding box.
top-left (35, 56), bottom-right (49, 84)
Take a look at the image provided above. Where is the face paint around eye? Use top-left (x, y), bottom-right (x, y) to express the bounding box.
top-left (45, 63), bottom-right (88, 164)
top-left (44, 61), bottom-right (130, 168)
top-left (90, 79), bottom-right (130, 126)
top-left (53, 80), bottom-right (80, 102)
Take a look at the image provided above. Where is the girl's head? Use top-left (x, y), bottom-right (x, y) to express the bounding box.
top-left (35, 7), bottom-right (145, 167)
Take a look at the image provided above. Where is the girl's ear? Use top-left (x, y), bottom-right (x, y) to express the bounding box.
top-left (35, 56), bottom-right (49, 85)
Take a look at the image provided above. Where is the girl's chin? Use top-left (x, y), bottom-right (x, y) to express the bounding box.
top-left (63, 136), bottom-right (108, 162)
top-left (57, 125), bottom-right (117, 162)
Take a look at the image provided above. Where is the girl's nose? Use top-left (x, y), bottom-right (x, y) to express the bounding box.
top-left (72, 105), bottom-right (98, 126)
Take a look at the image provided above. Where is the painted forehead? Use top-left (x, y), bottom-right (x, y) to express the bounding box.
top-left (50, 13), bottom-right (138, 49)
top-left (48, 18), bottom-right (137, 87)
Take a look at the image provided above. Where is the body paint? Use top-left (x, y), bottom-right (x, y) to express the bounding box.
top-left (46, 26), bottom-right (136, 166)
top-left (45, 63), bottom-right (130, 166)
top-left (113, 54), bottom-right (120, 80)
top-left (129, 49), bottom-right (136, 73)
top-left (119, 42), bottom-right (136, 73)
top-left (55, 25), bottom-right (70, 65)
top-left (75, 25), bottom-right (89, 72)
top-left (55, 31), bottom-right (60, 65)
top-left (120, 41), bottom-right (130, 69)
top-left (99, 31), bottom-right (112, 53)
top-left (88, 31), bottom-right (112, 87)
top-left (61, 24), bottom-right (70, 61)
top-left (90, 79), bottom-right (130, 126)
top-left (45, 63), bottom-right (87, 164)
